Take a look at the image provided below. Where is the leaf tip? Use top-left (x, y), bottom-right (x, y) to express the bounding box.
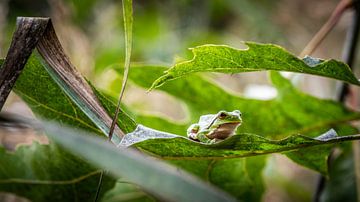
top-left (148, 74), bottom-right (174, 91)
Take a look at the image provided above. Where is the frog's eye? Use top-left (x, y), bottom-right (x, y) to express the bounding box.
top-left (219, 112), bottom-right (227, 119)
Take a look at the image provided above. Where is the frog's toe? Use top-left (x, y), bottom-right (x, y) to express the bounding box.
top-left (188, 133), bottom-right (199, 141)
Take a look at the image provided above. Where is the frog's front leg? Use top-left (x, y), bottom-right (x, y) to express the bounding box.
top-left (196, 131), bottom-right (213, 144)
top-left (187, 124), bottom-right (200, 141)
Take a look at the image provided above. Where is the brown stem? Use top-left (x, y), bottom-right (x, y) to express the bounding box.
top-left (299, 0), bottom-right (353, 58)
top-left (314, 1), bottom-right (360, 201)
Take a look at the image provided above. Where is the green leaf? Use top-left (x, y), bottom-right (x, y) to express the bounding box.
top-left (149, 42), bottom-right (360, 90)
top-left (13, 54), bottom-right (136, 136)
top-left (320, 143), bottom-right (358, 202)
top-left (43, 121), bottom-right (237, 202)
top-left (168, 157), bottom-right (266, 201)
top-left (123, 0), bottom-right (133, 67)
top-left (121, 126), bottom-right (360, 160)
top-left (0, 142), bottom-right (115, 202)
top-left (101, 181), bottom-right (156, 202)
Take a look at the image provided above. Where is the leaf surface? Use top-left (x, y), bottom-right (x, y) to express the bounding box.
top-left (0, 143), bottom-right (115, 202)
top-left (149, 42), bottom-right (360, 89)
top-left (13, 54), bottom-right (136, 135)
top-left (121, 126), bottom-right (360, 160)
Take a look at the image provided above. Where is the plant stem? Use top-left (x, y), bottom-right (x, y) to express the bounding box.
top-left (342, 2), bottom-right (360, 201)
top-left (299, 0), bottom-right (353, 58)
top-left (314, 1), bottom-right (360, 201)
top-left (339, 0), bottom-right (360, 101)
top-left (93, 171), bottom-right (104, 202)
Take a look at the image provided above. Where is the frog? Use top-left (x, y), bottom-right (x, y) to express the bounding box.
top-left (187, 110), bottom-right (242, 144)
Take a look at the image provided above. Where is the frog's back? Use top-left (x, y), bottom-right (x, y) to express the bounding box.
top-left (198, 114), bottom-right (216, 128)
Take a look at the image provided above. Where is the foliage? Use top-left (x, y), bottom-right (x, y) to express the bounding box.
top-left (150, 42), bottom-right (359, 90)
top-left (1, 1), bottom-right (360, 201)
top-left (1, 45), bottom-right (359, 201)
top-left (0, 141), bottom-right (115, 201)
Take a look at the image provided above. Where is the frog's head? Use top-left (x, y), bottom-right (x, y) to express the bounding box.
top-left (204, 110), bottom-right (242, 139)
top-left (212, 110), bottom-right (242, 126)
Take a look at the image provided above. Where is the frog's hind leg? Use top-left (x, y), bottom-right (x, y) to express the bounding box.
top-left (209, 138), bottom-right (222, 144)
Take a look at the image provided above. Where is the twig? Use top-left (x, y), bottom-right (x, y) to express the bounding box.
top-left (314, 1), bottom-right (360, 201)
top-left (93, 170), bottom-right (104, 202)
top-left (339, 0), bottom-right (360, 101)
top-left (299, 0), bottom-right (353, 58)
top-left (341, 1), bottom-right (360, 201)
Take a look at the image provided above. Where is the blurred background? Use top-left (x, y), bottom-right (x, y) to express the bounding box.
top-left (0, 0), bottom-right (358, 201)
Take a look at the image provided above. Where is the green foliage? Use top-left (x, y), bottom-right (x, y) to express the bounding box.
top-left (150, 43), bottom-right (360, 90)
top-left (2, 1), bottom-right (359, 201)
top-left (130, 129), bottom-right (357, 159)
top-left (43, 122), bottom-right (237, 202)
top-left (1, 54), bottom-right (262, 201)
top-left (107, 64), bottom-right (360, 199)
top-left (320, 143), bottom-right (358, 202)
top-left (0, 55), bottom-right (136, 201)
top-left (13, 55), bottom-right (100, 134)
top-left (112, 65), bottom-right (359, 140)
top-left (13, 54), bottom-right (136, 136)
top-left (0, 142), bottom-right (115, 201)
top-left (1, 46), bottom-right (360, 201)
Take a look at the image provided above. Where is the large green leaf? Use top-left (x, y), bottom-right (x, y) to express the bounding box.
top-left (0, 142), bottom-right (115, 201)
top-left (42, 122), bottom-right (237, 202)
top-left (119, 125), bottom-right (360, 160)
top-left (149, 42), bottom-right (360, 90)
top-left (13, 54), bottom-right (136, 135)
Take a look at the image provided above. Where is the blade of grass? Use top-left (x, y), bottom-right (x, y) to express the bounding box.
top-left (108, 0), bottom-right (133, 141)
top-left (99, 1), bottom-right (133, 200)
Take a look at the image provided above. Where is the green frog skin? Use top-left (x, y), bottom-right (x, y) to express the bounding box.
top-left (187, 110), bottom-right (242, 144)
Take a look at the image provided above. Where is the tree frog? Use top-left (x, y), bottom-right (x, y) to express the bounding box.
top-left (187, 110), bottom-right (242, 144)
